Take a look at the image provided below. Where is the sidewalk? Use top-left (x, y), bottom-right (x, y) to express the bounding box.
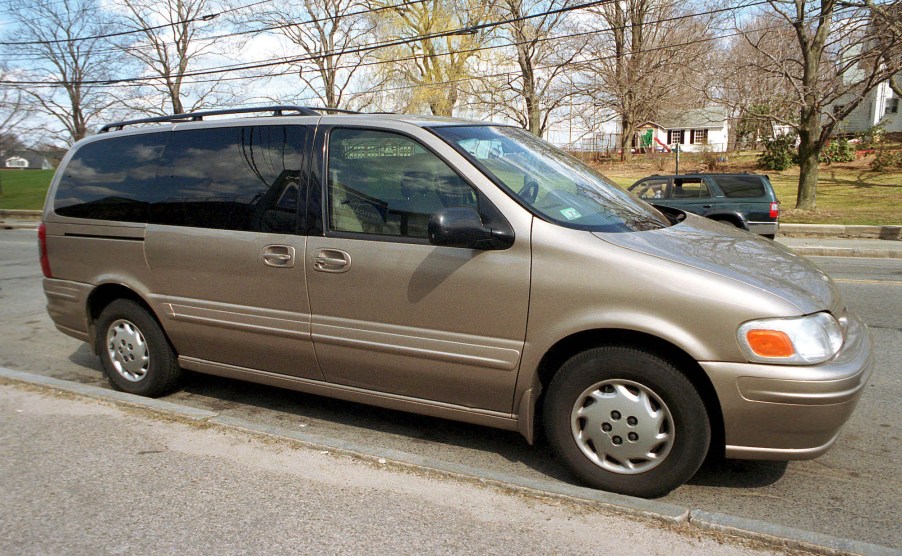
top-left (777, 236), bottom-right (902, 258)
top-left (3, 367), bottom-right (897, 556)
top-left (0, 380), bottom-right (779, 556)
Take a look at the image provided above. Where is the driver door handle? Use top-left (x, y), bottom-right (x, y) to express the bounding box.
top-left (314, 249), bottom-right (351, 273)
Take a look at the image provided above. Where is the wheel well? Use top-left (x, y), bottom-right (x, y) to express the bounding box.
top-left (535, 329), bottom-right (725, 456)
top-left (86, 284), bottom-right (157, 353)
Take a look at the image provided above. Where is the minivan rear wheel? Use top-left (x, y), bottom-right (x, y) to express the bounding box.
top-left (543, 346), bottom-right (710, 498)
top-left (97, 299), bottom-right (180, 397)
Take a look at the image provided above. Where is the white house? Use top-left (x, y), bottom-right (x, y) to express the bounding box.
top-left (635, 108), bottom-right (730, 153)
top-left (3, 152), bottom-right (54, 170)
top-left (4, 156), bottom-right (28, 168)
top-left (832, 75), bottom-right (901, 134)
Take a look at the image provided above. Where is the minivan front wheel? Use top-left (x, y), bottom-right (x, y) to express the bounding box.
top-left (543, 346), bottom-right (710, 498)
top-left (97, 299), bottom-right (180, 397)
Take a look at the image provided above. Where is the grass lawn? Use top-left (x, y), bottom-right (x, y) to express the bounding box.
top-left (0, 170), bottom-right (55, 210)
top-left (593, 152), bottom-right (902, 226)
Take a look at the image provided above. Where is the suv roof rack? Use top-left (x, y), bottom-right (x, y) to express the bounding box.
top-left (99, 105), bottom-right (358, 133)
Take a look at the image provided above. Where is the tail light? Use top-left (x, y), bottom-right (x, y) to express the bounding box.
top-left (769, 202), bottom-right (779, 218)
top-left (38, 222), bottom-right (52, 278)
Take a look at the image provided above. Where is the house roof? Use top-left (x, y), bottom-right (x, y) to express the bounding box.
top-left (655, 107), bottom-right (729, 130)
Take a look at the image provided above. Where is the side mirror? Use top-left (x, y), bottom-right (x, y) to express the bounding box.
top-left (428, 207), bottom-right (513, 250)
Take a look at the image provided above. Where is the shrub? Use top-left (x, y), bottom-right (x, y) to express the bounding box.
top-left (857, 125), bottom-right (886, 149)
top-left (820, 137), bottom-right (856, 164)
top-left (870, 149), bottom-right (902, 171)
top-left (698, 147), bottom-right (726, 171)
top-left (758, 134), bottom-right (797, 170)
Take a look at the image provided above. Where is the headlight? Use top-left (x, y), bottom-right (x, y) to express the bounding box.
top-left (737, 313), bottom-right (844, 365)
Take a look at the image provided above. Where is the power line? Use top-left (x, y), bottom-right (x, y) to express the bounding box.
top-left (0, 0), bottom-right (431, 62)
top-left (0, 0), bottom-right (273, 46)
top-left (0, 0), bottom-right (769, 87)
top-left (0, 13), bottom-right (786, 95)
top-left (0, 0), bottom-right (637, 84)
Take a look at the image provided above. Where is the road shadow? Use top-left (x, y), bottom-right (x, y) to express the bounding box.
top-left (688, 457), bottom-right (788, 489)
top-left (61, 344), bottom-right (790, 494)
top-left (167, 369), bottom-right (788, 494)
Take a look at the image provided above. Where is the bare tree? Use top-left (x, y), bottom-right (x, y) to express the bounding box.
top-left (584, 0), bottom-right (713, 159)
top-left (235, 0), bottom-right (379, 109)
top-left (117, 0), bottom-right (234, 114)
top-left (727, 0), bottom-right (902, 210)
top-left (1, 0), bottom-right (120, 143)
top-left (713, 17), bottom-right (799, 149)
top-left (469, 0), bottom-right (585, 135)
top-left (0, 73), bottom-right (29, 152)
top-left (374, 0), bottom-right (497, 116)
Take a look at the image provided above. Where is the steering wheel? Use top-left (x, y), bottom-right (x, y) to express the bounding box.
top-left (518, 180), bottom-right (539, 204)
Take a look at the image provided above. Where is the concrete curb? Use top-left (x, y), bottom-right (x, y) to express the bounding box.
top-left (779, 224), bottom-right (902, 240)
top-left (0, 367), bottom-right (217, 421)
top-left (1, 220), bottom-right (39, 230)
top-left (787, 246), bottom-right (902, 259)
top-left (690, 511), bottom-right (900, 556)
top-left (1, 366), bottom-right (897, 555)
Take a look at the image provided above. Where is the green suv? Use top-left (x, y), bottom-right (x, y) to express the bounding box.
top-left (628, 173), bottom-right (780, 238)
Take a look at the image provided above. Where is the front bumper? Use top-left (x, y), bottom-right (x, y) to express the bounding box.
top-left (702, 309), bottom-right (873, 460)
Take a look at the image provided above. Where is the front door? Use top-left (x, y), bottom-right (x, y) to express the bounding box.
top-left (305, 125), bottom-right (531, 413)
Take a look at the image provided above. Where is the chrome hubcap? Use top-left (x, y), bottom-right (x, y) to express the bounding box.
top-left (570, 379), bottom-right (674, 474)
top-left (106, 319), bottom-right (149, 382)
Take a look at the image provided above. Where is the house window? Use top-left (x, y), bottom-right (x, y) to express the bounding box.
top-left (5, 157), bottom-right (27, 168)
top-left (690, 129), bottom-right (708, 145)
top-left (833, 104), bottom-right (846, 116)
top-left (886, 98), bottom-right (899, 115)
top-left (667, 130), bottom-right (684, 145)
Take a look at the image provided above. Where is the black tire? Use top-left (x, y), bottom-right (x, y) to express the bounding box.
top-left (762, 233), bottom-right (776, 240)
top-left (543, 346), bottom-right (710, 498)
top-left (96, 299), bottom-right (180, 397)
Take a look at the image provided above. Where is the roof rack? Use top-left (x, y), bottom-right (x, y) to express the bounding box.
top-left (98, 105), bottom-right (358, 133)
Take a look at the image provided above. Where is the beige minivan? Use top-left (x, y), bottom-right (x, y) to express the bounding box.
top-left (40, 106), bottom-right (872, 498)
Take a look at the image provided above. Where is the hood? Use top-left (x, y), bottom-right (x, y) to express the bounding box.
top-left (593, 214), bottom-right (842, 315)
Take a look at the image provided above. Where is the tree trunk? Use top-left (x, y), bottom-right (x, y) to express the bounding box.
top-left (619, 114), bottom-right (632, 161)
top-left (796, 140), bottom-right (819, 210)
top-left (795, 109), bottom-right (821, 210)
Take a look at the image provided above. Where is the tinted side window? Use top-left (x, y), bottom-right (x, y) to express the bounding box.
top-left (151, 126), bottom-right (306, 233)
top-left (715, 176), bottom-right (767, 198)
top-left (327, 128), bottom-right (478, 238)
top-left (54, 133), bottom-right (167, 222)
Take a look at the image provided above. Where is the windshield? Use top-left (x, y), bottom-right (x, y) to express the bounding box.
top-left (433, 125), bottom-right (670, 232)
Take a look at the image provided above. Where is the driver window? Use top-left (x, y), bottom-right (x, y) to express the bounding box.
top-left (327, 128), bottom-right (478, 238)
top-left (635, 179), bottom-right (668, 200)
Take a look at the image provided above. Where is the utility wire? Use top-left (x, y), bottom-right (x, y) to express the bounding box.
top-left (0, 0), bottom-right (430, 60)
top-left (1, 0), bottom-right (635, 84)
top-left (0, 0), bottom-right (773, 87)
top-left (0, 0), bottom-right (274, 45)
top-left (0, 17), bottom-right (789, 93)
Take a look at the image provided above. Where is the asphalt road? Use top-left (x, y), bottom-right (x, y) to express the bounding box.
top-left (1, 229), bottom-right (900, 549)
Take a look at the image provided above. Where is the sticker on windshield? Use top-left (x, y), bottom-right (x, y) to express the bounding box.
top-left (560, 208), bottom-right (582, 220)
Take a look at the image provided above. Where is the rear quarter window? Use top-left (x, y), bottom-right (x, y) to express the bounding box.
top-left (53, 133), bottom-right (167, 222)
top-left (714, 176), bottom-right (769, 198)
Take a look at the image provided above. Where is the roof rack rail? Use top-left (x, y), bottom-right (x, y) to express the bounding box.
top-left (98, 105), bottom-right (358, 133)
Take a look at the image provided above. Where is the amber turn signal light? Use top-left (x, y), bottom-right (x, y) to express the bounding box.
top-left (745, 330), bottom-right (795, 358)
